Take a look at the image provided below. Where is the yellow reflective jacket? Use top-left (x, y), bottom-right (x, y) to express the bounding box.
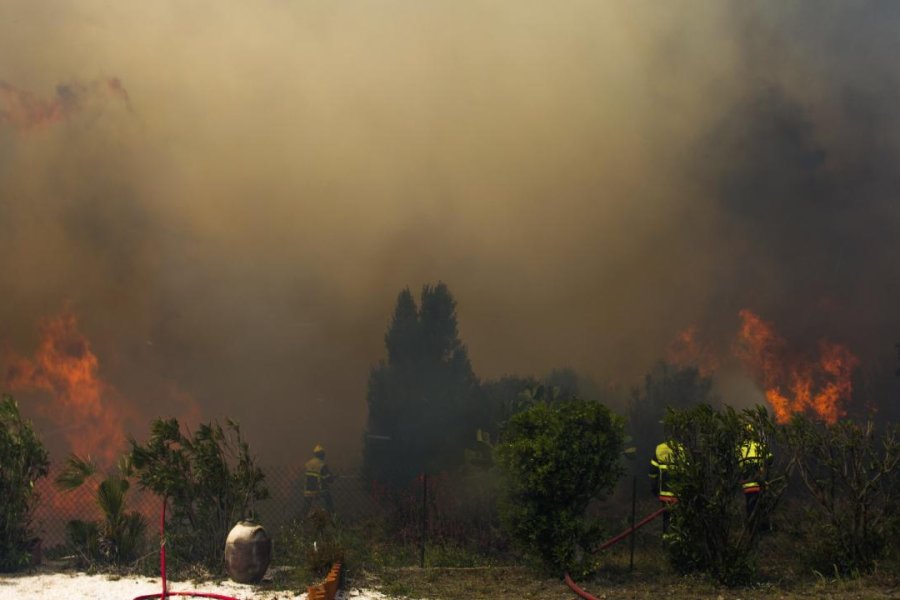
top-left (649, 441), bottom-right (680, 500)
top-left (739, 439), bottom-right (771, 493)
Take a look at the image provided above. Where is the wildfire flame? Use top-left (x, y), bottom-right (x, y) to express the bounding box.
top-left (733, 309), bottom-right (859, 424)
top-left (668, 310), bottom-right (860, 423)
top-left (0, 77), bottom-right (130, 131)
top-left (667, 326), bottom-right (719, 377)
top-left (2, 312), bottom-right (201, 543)
top-left (5, 312), bottom-right (132, 466)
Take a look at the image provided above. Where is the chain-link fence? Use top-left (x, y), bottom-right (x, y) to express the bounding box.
top-left (30, 464), bottom-right (509, 564)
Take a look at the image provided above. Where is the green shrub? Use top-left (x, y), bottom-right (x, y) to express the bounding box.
top-left (0, 394), bottom-right (49, 572)
top-left (129, 417), bottom-right (269, 573)
top-left (496, 398), bottom-right (624, 577)
top-left (56, 454), bottom-right (147, 566)
top-left (663, 404), bottom-right (786, 586)
top-left (65, 520), bottom-right (101, 561)
top-left (783, 416), bottom-right (900, 575)
top-left (274, 511), bottom-right (381, 591)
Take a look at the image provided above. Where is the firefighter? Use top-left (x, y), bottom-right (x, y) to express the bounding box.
top-left (301, 444), bottom-right (335, 517)
top-left (739, 424), bottom-right (772, 523)
top-left (649, 440), bottom-right (680, 534)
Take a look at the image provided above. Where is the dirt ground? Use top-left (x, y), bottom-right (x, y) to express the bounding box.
top-left (356, 566), bottom-right (900, 600)
top-left (3, 563), bottom-right (898, 600)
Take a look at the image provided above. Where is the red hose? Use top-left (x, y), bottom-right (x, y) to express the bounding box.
top-left (564, 505), bottom-right (669, 600)
top-left (597, 505), bottom-right (668, 551)
top-left (564, 572), bottom-right (603, 600)
top-left (133, 497), bottom-right (241, 600)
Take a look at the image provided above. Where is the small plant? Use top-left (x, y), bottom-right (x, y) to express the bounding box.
top-left (303, 510), bottom-right (346, 575)
top-left (663, 404), bottom-right (786, 586)
top-left (274, 511), bottom-right (370, 592)
top-left (55, 454), bottom-right (147, 565)
top-left (0, 394), bottom-right (49, 571)
top-left (496, 398), bottom-right (624, 577)
top-left (783, 416), bottom-right (900, 575)
top-left (129, 417), bottom-right (269, 573)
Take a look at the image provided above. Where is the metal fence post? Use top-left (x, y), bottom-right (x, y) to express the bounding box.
top-left (630, 474), bottom-right (636, 572)
top-left (420, 472), bottom-right (427, 568)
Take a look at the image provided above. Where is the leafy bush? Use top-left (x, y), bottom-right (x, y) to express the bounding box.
top-left (129, 417), bottom-right (269, 572)
top-left (56, 454), bottom-right (146, 565)
top-left (0, 394), bottom-right (49, 572)
top-left (782, 416), bottom-right (900, 575)
top-left (663, 404), bottom-right (785, 586)
top-left (496, 398), bottom-right (624, 576)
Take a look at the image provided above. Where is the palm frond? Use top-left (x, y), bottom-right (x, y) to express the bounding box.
top-left (56, 454), bottom-right (97, 490)
top-left (97, 476), bottom-right (127, 520)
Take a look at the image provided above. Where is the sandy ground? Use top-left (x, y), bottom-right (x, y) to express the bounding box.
top-left (0, 571), bottom-right (393, 600)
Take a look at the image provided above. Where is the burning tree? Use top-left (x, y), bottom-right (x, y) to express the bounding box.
top-left (4, 311), bottom-right (133, 465)
top-left (668, 310), bottom-right (863, 425)
top-left (734, 309), bottom-right (859, 425)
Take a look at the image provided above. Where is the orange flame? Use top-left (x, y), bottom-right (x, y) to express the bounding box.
top-left (667, 326), bottom-right (719, 377)
top-left (0, 81), bottom-right (67, 129)
top-left (733, 309), bottom-right (859, 424)
top-left (5, 312), bottom-right (132, 466)
top-left (2, 312), bottom-right (200, 543)
top-left (0, 78), bottom-right (129, 131)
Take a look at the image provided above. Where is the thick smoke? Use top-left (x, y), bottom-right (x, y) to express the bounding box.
top-left (1, 1), bottom-right (899, 468)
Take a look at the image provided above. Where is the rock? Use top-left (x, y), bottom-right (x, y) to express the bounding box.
top-left (225, 521), bottom-right (272, 584)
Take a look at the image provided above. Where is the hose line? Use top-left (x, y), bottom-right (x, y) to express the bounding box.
top-left (564, 505), bottom-right (669, 600)
top-left (133, 497), bottom-right (241, 600)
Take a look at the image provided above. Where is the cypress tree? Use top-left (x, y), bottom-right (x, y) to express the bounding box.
top-left (363, 283), bottom-right (479, 487)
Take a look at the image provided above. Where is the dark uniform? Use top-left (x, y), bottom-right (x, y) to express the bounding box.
top-left (301, 444), bottom-right (335, 517)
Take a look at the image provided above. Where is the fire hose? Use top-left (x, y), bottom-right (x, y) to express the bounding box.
top-left (563, 505), bottom-right (669, 600)
top-left (133, 497), bottom-right (241, 600)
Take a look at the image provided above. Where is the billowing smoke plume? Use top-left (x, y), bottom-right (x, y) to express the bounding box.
top-left (1, 1), bottom-right (899, 468)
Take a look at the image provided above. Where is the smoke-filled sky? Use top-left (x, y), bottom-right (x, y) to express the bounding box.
top-left (2, 1), bottom-right (899, 468)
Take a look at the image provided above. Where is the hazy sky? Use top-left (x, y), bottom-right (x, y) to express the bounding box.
top-left (2, 1), bottom-right (899, 467)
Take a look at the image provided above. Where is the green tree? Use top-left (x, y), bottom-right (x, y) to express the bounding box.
top-left (496, 398), bottom-right (624, 576)
top-left (0, 395), bottom-right (49, 572)
top-left (363, 283), bottom-right (480, 486)
top-left (129, 417), bottom-right (269, 572)
top-left (629, 362), bottom-right (715, 472)
top-left (478, 369), bottom-right (613, 443)
top-left (543, 368), bottom-right (609, 403)
top-left (478, 376), bottom-right (539, 439)
top-left (55, 454), bottom-right (146, 565)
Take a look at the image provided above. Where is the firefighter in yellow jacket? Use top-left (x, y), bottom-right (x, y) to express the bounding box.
top-left (301, 444), bottom-right (335, 517)
top-left (739, 425), bottom-right (772, 521)
top-left (649, 440), bottom-right (681, 534)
